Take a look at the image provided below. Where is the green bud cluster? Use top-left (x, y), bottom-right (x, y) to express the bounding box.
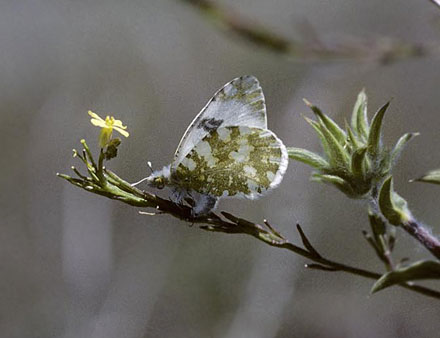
top-left (288, 90), bottom-right (418, 198)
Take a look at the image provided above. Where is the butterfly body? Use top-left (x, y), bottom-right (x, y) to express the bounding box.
top-left (146, 75), bottom-right (288, 216)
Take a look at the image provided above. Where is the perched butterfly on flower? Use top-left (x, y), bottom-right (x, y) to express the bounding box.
top-left (144, 75), bottom-right (288, 216)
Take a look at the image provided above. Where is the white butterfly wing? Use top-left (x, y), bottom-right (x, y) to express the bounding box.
top-left (172, 126), bottom-right (288, 200)
top-left (172, 75), bottom-right (267, 170)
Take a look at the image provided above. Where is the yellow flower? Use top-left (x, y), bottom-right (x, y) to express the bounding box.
top-left (88, 110), bottom-right (129, 148)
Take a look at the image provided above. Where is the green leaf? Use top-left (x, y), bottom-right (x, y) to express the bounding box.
top-left (371, 260), bottom-right (440, 293)
top-left (362, 230), bottom-right (385, 262)
top-left (368, 209), bottom-right (388, 256)
top-left (287, 147), bottom-right (329, 169)
top-left (345, 122), bottom-right (361, 149)
top-left (390, 132), bottom-right (419, 166)
top-left (413, 169), bottom-right (440, 185)
top-left (312, 173), bottom-right (354, 196)
top-left (304, 99), bottom-right (347, 145)
top-left (368, 208), bottom-right (386, 237)
top-left (351, 89), bottom-right (369, 140)
top-left (304, 116), bottom-right (331, 159)
top-left (378, 176), bottom-right (412, 226)
top-left (351, 147), bottom-right (367, 179)
top-left (317, 121), bottom-right (351, 169)
top-left (367, 102), bottom-right (390, 157)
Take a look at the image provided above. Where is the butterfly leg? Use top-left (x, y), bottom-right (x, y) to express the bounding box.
top-left (190, 192), bottom-right (218, 217)
top-left (170, 187), bottom-right (187, 204)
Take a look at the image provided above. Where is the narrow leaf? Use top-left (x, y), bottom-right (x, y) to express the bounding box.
top-left (368, 210), bottom-right (386, 237)
top-left (372, 260), bottom-right (440, 293)
top-left (304, 99), bottom-right (346, 145)
top-left (367, 102), bottom-right (390, 157)
top-left (287, 147), bottom-right (329, 169)
top-left (263, 219), bottom-right (284, 240)
top-left (317, 121), bottom-right (351, 169)
top-left (221, 212), bottom-right (260, 230)
top-left (390, 132), bottom-right (419, 165)
top-left (305, 263), bottom-right (338, 271)
top-left (312, 173), bottom-right (354, 196)
top-left (304, 116), bottom-right (331, 158)
top-left (413, 169), bottom-right (440, 185)
top-left (296, 224), bottom-right (321, 258)
top-left (351, 89), bottom-right (369, 139)
top-left (351, 147), bottom-right (367, 179)
top-left (221, 211), bottom-right (240, 223)
top-left (362, 230), bottom-right (385, 262)
top-left (368, 210), bottom-right (387, 256)
top-left (378, 176), bottom-right (412, 226)
top-left (345, 122), bottom-right (361, 149)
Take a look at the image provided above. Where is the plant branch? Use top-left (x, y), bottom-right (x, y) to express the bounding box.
top-left (180, 0), bottom-right (439, 64)
top-left (58, 141), bottom-right (440, 300)
top-left (378, 176), bottom-right (440, 260)
top-left (402, 219), bottom-right (440, 260)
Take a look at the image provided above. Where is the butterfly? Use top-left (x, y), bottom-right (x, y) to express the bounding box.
top-left (144, 75), bottom-right (288, 216)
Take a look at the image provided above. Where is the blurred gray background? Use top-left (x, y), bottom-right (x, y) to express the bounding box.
top-left (1, 0), bottom-right (440, 337)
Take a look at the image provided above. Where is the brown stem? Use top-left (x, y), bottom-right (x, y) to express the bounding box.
top-left (402, 220), bottom-right (440, 260)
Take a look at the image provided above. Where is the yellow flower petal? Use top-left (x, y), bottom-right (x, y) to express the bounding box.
top-left (88, 110), bottom-right (104, 121)
top-left (113, 126), bottom-right (129, 137)
top-left (88, 110), bottom-right (129, 143)
top-left (112, 119), bottom-right (127, 129)
top-left (90, 118), bottom-right (107, 128)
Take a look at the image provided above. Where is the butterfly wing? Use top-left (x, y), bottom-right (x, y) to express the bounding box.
top-left (172, 75), bottom-right (267, 170)
top-left (172, 126), bottom-right (288, 199)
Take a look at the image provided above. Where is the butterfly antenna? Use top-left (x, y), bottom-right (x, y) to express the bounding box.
top-left (131, 161), bottom-right (155, 186)
top-left (131, 176), bottom-right (149, 186)
top-left (147, 161), bottom-right (154, 173)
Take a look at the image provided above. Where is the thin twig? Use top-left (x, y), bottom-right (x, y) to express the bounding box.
top-left (296, 223), bottom-right (321, 258)
top-left (58, 140), bottom-right (440, 300)
top-left (180, 0), bottom-right (439, 64)
top-left (58, 172), bottom-right (440, 300)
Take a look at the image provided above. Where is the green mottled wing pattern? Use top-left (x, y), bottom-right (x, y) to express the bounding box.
top-left (172, 76), bottom-right (267, 169)
top-left (171, 126), bottom-right (288, 199)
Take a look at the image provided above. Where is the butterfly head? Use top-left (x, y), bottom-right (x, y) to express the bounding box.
top-left (146, 165), bottom-right (171, 190)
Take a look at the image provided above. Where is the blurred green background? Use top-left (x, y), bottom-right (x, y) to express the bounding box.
top-left (1, 0), bottom-right (440, 337)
